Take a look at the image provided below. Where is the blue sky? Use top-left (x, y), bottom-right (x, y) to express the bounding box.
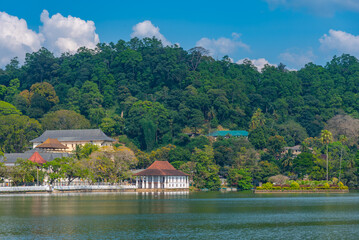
top-left (1, 0), bottom-right (359, 70)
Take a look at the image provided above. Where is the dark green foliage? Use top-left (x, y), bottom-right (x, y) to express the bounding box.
top-left (227, 168), bottom-right (253, 190)
top-left (293, 152), bottom-right (316, 177)
top-left (2, 39), bottom-right (359, 188)
top-left (41, 110), bottom-right (91, 130)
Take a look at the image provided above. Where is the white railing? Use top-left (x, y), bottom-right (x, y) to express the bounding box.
top-left (0, 186), bottom-right (51, 192)
top-left (53, 184), bottom-right (136, 191)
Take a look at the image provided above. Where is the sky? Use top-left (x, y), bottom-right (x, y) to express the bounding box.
top-left (1, 0), bottom-right (359, 70)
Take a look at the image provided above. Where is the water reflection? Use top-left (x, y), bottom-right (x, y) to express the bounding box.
top-left (0, 192), bottom-right (358, 239)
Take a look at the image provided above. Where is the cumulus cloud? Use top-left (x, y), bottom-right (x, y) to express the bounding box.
top-left (0, 10), bottom-right (100, 67)
top-left (279, 49), bottom-right (315, 69)
top-left (265, 0), bottom-right (359, 16)
top-left (196, 33), bottom-right (249, 58)
top-left (0, 11), bottom-right (43, 66)
top-left (40, 10), bottom-right (99, 54)
top-left (131, 20), bottom-right (171, 46)
top-left (319, 30), bottom-right (359, 56)
top-left (237, 58), bottom-right (276, 72)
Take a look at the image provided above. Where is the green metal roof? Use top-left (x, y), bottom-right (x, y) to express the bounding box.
top-left (208, 130), bottom-right (249, 137)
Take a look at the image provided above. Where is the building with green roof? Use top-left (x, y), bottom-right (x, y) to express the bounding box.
top-left (208, 130), bottom-right (249, 138)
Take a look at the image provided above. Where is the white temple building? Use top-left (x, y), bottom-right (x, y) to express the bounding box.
top-left (134, 161), bottom-right (189, 190)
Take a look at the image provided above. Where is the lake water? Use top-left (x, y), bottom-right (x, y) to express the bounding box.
top-left (0, 191), bottom-right (358, 239)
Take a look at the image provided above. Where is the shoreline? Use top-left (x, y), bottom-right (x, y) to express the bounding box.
top-left (0, 185), bottom-right (190, 194)
top-left (255, 189), bottom-right (349, 193)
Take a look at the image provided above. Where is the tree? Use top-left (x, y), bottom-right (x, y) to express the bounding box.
top-left (8, 159), bottom-right (44, 185)
top-left (325, 115), bottom-right (359, 146)
top-left (56, 157), bottom-right (87, 185)
top-left (100, 116), bottom-right (125, 137)
top-left (249, 108), bottom-right (265, 130)
top-left (227, 168), bottom-right (253, 190)
top-left (0, 101), bottom-right (21, 115)
top-left (188, 146), bottom-right (221, 190)
top-left (267, 135), bottom-right (287, 158)
top-left (339, 135), bottom-right (347, 182)
top-left (87, 146), bottom-right (137, 182)
top-left (43, 158), bottom-right (63, 184)
top-left (126, 101), bottom-right (171, 150)
top-left (41, 110), bottom-right (91, 130)
top-left (320, 130), bottom-right (333, 181)
top-left (292, 152), bottom-right (316, 178)
top-left (0, 114), bottom-right (42, 153)
top-left (277, 120), bottom-right (308, 146)
top-left (29, 82), bottom-right (59, 105)
top-left (74, 143), bottom-right (100, 160)
top-left (80, 81), bottom-right (103, 116)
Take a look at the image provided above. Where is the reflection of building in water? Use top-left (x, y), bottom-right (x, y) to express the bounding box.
top-left (134, 161), bottom-right (189, 190)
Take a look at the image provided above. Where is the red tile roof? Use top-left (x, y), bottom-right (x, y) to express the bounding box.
top-left (134, 161), bottom-right (188, 176)
top-left (28, 152), bottom-right (46, 164)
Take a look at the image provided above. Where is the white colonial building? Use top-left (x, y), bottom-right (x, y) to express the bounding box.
top-left (30, 129), bottom-right (115, 152)
top-left (134, 161), bottom-right (189, 190)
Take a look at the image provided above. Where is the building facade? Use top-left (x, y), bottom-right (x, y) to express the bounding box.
top-left (134, 161), bottom-right (189, 190)
top-left (30, 129), bottom-right (115, 152)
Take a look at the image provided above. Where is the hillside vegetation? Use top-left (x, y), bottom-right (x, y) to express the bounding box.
top-left (1, 37), bottom-right (359, 189)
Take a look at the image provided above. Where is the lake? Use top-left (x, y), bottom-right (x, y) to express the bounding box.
top-left (0, 191), bottom-right (358, 239)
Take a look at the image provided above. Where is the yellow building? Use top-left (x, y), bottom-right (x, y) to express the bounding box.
top-left (30, 129), bottom-right (115, 152)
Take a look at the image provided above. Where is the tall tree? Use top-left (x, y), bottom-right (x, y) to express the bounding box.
top-left (339, 135), bottom-right (347, 183)
top-left (320, 130), bottom-right (333, 181)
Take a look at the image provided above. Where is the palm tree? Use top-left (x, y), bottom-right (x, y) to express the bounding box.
top-left (320, 130), bottom-right (333, 182)
top-left (207, 106), bottom-right (216, 134)
top-left (250, 108), bottom-right (265, 130)
top-left (339, 135), bottom-right (347, 183)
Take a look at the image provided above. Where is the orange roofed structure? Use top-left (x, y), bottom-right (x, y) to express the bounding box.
top-left (134, 161), bottom-right (189, 190)
top-left (36, 138), bottom-right (68, 152)
top-left (28, 152), bottom-right (46, 165)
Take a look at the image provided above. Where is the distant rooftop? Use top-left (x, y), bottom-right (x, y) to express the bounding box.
top-left (208, 130), bottom-right (249, 137)
top-left (1, 149), bottom-right (70, 166)
top-left (31, 129), bottom-right (115, 143)
top-left (36, 138), bottom-right (68, 149)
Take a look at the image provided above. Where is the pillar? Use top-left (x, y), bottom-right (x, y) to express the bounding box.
top-left (135, 177), bottom-right (138, 188)
top-left (151, 176), bottom-right (154, 189)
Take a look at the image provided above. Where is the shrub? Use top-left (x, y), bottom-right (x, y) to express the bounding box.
top-left (261, 182), bottom-right (273, 190)
top-left (290, 181), bottom-right (300, 189)
top-left (324, 183), bottom-right (330, 189)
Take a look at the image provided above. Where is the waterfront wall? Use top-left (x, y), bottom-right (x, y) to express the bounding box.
top-left (255, 189), bottom-right (349, 193)
top-left (0, 184), bottom-right (189, 194)
top-left (0, 186), bottom-right (51, 193)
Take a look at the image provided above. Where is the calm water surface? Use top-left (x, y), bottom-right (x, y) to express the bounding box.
top-left (0, 191), bottom-right (358, 239)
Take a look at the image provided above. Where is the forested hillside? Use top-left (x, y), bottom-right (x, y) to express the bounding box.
top-left (1, 37), bottom-right (359, 188)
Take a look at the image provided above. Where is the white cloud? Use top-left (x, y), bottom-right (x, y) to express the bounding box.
top-left (279, 49), bottom-right (315, 69)
top-left (40, 10), bottom-right (99, 55)
top-left (196, 33), bottom-right (249, 58)
top-left (237, 58), bottom-right (276, 72)
top-left (319, 30), bottom-right (359, 56)
top-left (265, 0), bottom-right (359, 16)
top-left (131, 20), bottom-right (171, 46)
top-left (0, 11), bottom-right (43, 66)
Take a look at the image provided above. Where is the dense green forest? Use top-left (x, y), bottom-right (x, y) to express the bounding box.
top-left (1, 37), bottom-right (359, 189)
